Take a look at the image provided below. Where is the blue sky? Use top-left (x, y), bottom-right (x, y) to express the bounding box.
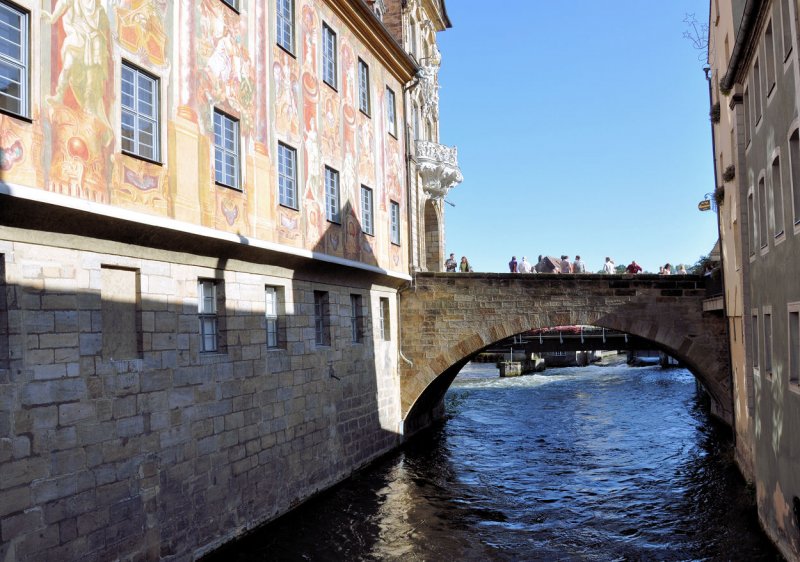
top-left (436, 2), bottom-right (717, 274)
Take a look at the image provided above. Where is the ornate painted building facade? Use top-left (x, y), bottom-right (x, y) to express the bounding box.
top-left (380, 0), bottom-right (462, 272)
top-left (0, 0), bottom-right (456, 559)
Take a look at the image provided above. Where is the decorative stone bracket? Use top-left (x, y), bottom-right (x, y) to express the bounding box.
top-left (416, 139), bottom-right (463, 200)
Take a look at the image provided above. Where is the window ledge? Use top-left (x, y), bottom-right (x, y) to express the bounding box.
top-left (0, 107), bottom-right (32, 123)
top-left (277, 43), bottom-right (296, 59)
top-left (122, 150), bottom-right (162, 167)
top-left (215, 181), bottom-right (243, 192)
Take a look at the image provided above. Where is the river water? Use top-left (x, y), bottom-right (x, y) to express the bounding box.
top-left (207, 360), bottom-right (783, 561)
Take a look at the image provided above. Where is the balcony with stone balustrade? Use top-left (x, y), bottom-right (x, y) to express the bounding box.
top-left (415, 139), bottom-right (463, 200)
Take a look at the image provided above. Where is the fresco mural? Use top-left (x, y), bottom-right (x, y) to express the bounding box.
top-left (3, 0), bottom-right (406, 272)
top-left (110, 0), bottom-right (171, 215)
top-left (0, 112), bottom-right (43, 188)
top-left (300, 2), bottom-right (322, 249)
top-left (197, 0), bottom-right (254, 235)
top-left (45, 0), bottom-right (115, 203)
top-left (274, 50), bottom-right (300, 141)
top-left (114, 0), bottom-right (168, 67)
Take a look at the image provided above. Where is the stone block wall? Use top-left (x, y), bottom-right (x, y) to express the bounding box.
top-left (0, 234), bottom-right (403, 561)
top-left (399, 273), bottom-right (731, 430)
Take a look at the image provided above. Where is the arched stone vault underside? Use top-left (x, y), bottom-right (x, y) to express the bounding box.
top-left (399, 273), bottom-right (730, 434)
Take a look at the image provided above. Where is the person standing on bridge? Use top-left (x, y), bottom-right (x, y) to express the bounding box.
top-left (445, 253), bottom-right (457, 272)
top-left (509, 256), bottom-right (518, 272)
top-left (519, 256), bottom-right (532, 273)
top-left (560, 255), bottom-right (572, 273)
top-left (572, 255), bottom-right (586, 273)
top-left (603, 257), bottom-right (616, 274)
top-left (459, 256), bottom-right (473, 272)
top-left (626, 260), bottom-right (642, 274)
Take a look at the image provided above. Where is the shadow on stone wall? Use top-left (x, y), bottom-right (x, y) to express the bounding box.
top-left (0, 206), bottom-right (404, 561)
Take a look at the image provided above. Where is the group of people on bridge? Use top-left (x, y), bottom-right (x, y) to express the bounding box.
top-left (445, 253), bottom-right (696, 275)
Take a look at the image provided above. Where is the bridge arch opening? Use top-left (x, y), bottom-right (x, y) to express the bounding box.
top-left (404, 323), bottom-right (722, 436)
top-left (400, 273), bottom-right (730, 436)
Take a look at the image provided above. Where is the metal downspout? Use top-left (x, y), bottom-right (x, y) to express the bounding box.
top-left (398, 76), bottom-right (420, 368)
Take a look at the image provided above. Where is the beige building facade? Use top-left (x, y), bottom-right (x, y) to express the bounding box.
top-left (709, 0), bottom-right (800, 558)
top-left (0, 0), bottom-right (457, 559)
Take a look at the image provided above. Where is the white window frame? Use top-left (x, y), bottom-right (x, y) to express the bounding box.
top-left (265, 286), bottom-right (279, 348)
top-left (789, 302), bottom-right (800, 389)
top-left (214, 109), bottom-right (240, 189)
top-left (361, 185), bottom-right (373, 235)
top-left (788, 128), bottom-right (800, 229)
top-left (753, 58), bottom-right (763, 125)
top-left (765, 20), bottom-right (776, 96)
top-left (278, 142), bottom-right (298, 209)
top-left (763, 307), bottom-right (773, 378)
top-left (325, 166), bottom-right (340, 223)
top-left (748, 186), bottom-right (757, 257)
top-left (199, 280), bottom-right (218, 353)
top-left (744, 87), bottom-right (751, 147)
top-left (358, 58), bottom-right (370, 115)
top-left (771, 153), bottom-right (785, 239)
top-left (0, 1), bottom-right (28, 118)
top-left (379, 297), bottom-right (390, 341)
top-left (322, 23), bottom-right (337, 89)
top-left (121, 62), bottom-right (160, 162)
top-left (314, 291), bottom-right (330, 346)
top-left (751, 310), bottom-right (760, 375)
top-left (350, 294), bottom-right (363, 343)
top-left (781, 0), bottom-right (793, 60)
top-left (390, 200), bottom-right (400, 245)
top-left (276, 0), bottom-right (294, 54)
top-left (386, 87), bottom-right (396, 136)
top-left (758, 174), bottom-right (769, 251)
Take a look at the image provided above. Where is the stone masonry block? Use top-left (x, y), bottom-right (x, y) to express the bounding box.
top-left (0, 486), bottom-right (31, 518)
top-left (31, 474), bottom-right (79, 504)
top-left (1, 508), bottom-right (44, 541)
top-left (21, 379), bottom-right (87, 406)
top-left (59, 402), bottom-right (96, 425)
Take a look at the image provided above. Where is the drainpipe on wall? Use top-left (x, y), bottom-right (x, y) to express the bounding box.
top-left (403, 75), bottom-right (420, 278)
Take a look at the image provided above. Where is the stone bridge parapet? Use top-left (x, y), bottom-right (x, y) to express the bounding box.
top-left (399, 273), bottom-right (730, 433)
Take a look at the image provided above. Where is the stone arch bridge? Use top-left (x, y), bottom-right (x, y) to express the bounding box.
top-left (398, 273), bottom-right (730, 434)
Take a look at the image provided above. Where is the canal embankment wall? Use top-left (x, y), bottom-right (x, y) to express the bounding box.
top-left (0, 233), bottom-right (406, 561)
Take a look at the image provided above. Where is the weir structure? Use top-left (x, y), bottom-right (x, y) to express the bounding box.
top-left (399, 272), bottom-right (730, 434)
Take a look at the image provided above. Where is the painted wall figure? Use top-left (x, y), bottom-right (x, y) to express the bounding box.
top-left (114, 0), bottom-right (169, 67)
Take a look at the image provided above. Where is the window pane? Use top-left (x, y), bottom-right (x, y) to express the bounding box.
top-left (790, 131), bottom-right (800, 224)
top-left (122, 63), bottom-right (159, 160)
top-left (214, 111), bottom-right (239, 188)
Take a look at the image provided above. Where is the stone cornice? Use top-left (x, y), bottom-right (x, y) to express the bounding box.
top-left (325, 0), bottom-right (418, 84)
top-left (421, 0), bottom-right (451, 31)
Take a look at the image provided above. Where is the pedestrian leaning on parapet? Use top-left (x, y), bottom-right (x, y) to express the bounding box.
top-left (572, 255), bottom-right (586, 273)
top-left (459, 256), bottom-right (473, 272)
top-left (509, 256), bottom-right (518, 273)
top-left (445, 253), bottom-right (457, 272)
top-left (519, 256), bottom-right (532, 273)
top-left (603, 257), bottom-right (616, 274)
top-left (625, 260), bottom-right (642, 274)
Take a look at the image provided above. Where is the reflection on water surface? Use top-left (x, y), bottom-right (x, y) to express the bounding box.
top-left (207, 361), bottom-right (782, 561)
